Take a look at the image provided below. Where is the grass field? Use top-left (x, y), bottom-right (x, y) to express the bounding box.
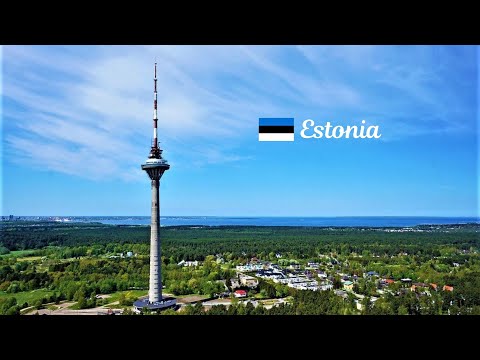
top-left (0, 250), bottom-right (36, 258)
top-left (0, 289), bottom-right (55, 305)
top-left (17, 256), bottom-right (43, 262)
top-left (106, 289), bottom-right (148, 303)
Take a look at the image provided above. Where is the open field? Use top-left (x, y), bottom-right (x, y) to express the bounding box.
top-left (26, 301), bottom-right (124, 315)
top-left (0, 289), bottom-right (55, 305)
top-left (176, 294), bottom-right (209, 304)
top-left (0, 250), bottom-right (36, 258)
top-left (104, 290), bottom-right (147, 304)
top-left (203, 298), bottom-right (232, 307)
top-left (17, 256), bottom-right (42, 262)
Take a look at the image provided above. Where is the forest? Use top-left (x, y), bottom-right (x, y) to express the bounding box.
top-left (0, 221), bottom-right (479, 315)
top-left (2, 222), bottom-right (478, 259)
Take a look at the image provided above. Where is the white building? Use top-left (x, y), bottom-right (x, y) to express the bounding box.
top-left (239, 274), bottom-right (259, 288)
top-left (178, 260), bottom-right (199, 267)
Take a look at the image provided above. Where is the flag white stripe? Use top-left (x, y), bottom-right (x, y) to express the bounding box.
top-left (259, 133), bottom-right (294, 142)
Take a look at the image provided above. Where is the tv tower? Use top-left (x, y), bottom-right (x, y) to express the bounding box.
top-left (133, 62), bottom-right (176, 313)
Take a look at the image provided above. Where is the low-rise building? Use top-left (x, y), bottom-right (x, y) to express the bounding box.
top-left (318, 283), bottom-right (333, 291)
top-left (236, 264), bottom-right (264, 272)
top-left (334, 290), bottom-right (348, 299)
top-left (178, 260), bottom-right (199, 267)
top-left (234, 290), bottom-right (247, 298)
top-left (411, 282), bottom-right (428, 292)
top-left (256, 269), bottom-right (285, 280)
top-left (287, 279), bottom-right (319, 291)
top-left (343, 281), bottom-right (354, 291)
top-left (317, 271), bottom-right (327, 279)
top-left (230, 278), bottom-right (240, 289)
top-left (239, 274), bottom-right (259, 288)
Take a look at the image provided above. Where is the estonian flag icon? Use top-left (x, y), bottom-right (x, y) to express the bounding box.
top-left (258, 118), bottom-right (294, 142)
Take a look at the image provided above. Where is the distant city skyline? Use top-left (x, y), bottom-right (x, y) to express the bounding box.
top-left (1, 45), bottom-right (478, 217)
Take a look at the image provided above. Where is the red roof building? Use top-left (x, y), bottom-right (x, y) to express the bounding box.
top-left (443, 285), bottom-right (454, 292)
top-left (234, 290), bottom-right (247, 298)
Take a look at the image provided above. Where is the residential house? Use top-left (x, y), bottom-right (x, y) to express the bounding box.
top-left (411, 283), bottom-right (428, 292)
top-left (343, 281), bottom-right (354, 291)
top-left (230, 278), bottom-right (240, 289)
top-left (317, 271), bottom-right (327, 279)
top-left (239, 274), bottom-right (259, 288)
top-left (318, 283), bottom-right (333, 291)
top-left (334, 290), bottom-right (349, 299)
top-left (178, 260), bottom-right (199, 267)
top-left (234, 290), bottom-right (247, 298)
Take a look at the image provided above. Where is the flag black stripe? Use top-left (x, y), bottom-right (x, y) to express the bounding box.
top-left (259, 126), bottom-right (294, 133)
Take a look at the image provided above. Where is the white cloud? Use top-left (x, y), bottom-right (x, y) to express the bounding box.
top-left (2, 45), bottom-right (476, 181)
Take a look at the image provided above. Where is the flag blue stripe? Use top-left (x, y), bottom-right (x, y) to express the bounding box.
top-left (259, 118), bottom-right (294, 126)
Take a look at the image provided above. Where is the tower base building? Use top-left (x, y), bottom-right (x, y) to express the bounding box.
top-left (133, 297), bottom-right (177, 313)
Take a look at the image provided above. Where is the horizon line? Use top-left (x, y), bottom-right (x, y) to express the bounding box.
top-left (3, 215), bottom-right (479, 219)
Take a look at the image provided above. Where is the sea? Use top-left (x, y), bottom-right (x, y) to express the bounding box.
top-left (43, 216), bottom-right (480, 227)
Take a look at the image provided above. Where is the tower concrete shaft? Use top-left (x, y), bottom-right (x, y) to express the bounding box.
top-left (149, 179), bottom-right (161, 302)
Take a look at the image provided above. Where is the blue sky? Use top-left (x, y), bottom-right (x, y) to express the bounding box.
top-left (1, 45), bottom-right (478, 216)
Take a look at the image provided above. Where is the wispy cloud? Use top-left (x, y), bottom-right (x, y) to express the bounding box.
top-left (2, 45), bottom-right (477, 181)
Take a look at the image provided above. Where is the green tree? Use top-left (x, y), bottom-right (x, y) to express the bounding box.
top-left (333, 276), bottom-right (342, 290)
top-left (398, 305), bottom-right (408, 315)
top-left (74, 288), bottom-right (87, 309)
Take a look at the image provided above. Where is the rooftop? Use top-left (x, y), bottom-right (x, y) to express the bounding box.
top-left (133, 297), bottom-right (176, 310)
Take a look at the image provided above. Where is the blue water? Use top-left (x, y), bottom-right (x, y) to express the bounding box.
top-left (85, 216), bottom-right (479, 227)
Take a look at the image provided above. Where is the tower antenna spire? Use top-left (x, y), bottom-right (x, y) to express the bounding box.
top-left (148, 61), bottom-right (161, 159)
top-left (153, 61), bottom-right (158, 150)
